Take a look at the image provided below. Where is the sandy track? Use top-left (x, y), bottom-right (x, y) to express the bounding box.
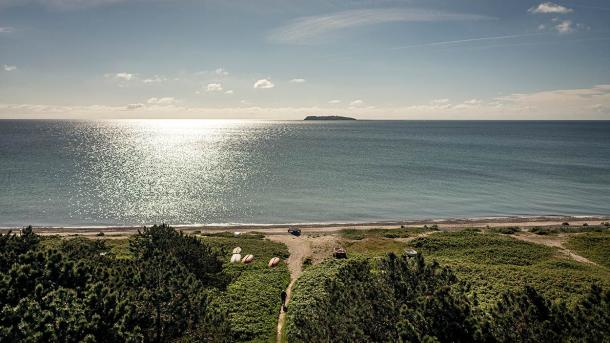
top-left (512, 232), bottom-right (598, 265)
top-left (267, 234), bottom-right (339, 342)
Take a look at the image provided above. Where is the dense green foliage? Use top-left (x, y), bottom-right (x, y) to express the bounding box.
top-left (286, 252), bottom-right (610, 342)
top-left (201, 235), bottom-right (290, 342)
top-left (565, 232), bottom-right (610, 269)
top-left (409, 231), bottom-right (610, 305)
top-left (530, 226), bottom-right (608, 235)
top-left (488, 226), bottom-right (521, 235)
top-left (0, 225), bottom-right (228, 342)
top-left (1, 227), bottom-right (291, 343)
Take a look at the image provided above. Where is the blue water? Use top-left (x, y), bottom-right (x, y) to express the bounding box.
top-left (0, 120), bottom-right (609, 227)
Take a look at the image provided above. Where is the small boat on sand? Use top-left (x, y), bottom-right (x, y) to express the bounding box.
top-left (242, 254), bottom-right (254, 264)
top-left (230, 253), bottom-right (242, 263)
top-left (268, 257), bottom-right (281, 268)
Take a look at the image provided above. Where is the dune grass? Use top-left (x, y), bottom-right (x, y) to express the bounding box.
top-left (565, 231), bottom-right (610, 269)
top-left (408, 231), bottom-right (610, 306)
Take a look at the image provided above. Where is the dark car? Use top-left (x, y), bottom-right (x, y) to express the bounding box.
top-left (288, 227), bottom-right (301, 236)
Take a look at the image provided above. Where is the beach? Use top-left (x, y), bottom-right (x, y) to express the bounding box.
top-left (5, 215), bottom-right (608, 237)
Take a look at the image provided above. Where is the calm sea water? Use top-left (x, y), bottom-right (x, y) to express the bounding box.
top-left (1, 120), bottom-right (609, 227)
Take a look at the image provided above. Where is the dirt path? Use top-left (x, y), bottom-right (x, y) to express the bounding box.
top-left (267, 234), bottom-right (338, 342)
top-left (512, 232), bottom-right (598, 266)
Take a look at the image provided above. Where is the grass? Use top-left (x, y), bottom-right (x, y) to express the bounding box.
top-left (565, 232), bottom-right (610, 269)
top-left (339, 226), bottom-right (430, 240)
top-left (407, 231), bottom-right (610, 306)
top-left (200, 235), bottom-right (290, 342)
top-left (530, 226), bottom-right (609, 235)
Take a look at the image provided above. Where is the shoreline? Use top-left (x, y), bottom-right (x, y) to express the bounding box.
top-left (2, 214), bottom-right (608, 236)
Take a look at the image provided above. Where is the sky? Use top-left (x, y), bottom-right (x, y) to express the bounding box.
top-left (0, 0), bottom-right (610, 119)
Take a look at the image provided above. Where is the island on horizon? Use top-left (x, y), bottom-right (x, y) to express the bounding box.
top-left (304, 115), bottom-right (356, 121)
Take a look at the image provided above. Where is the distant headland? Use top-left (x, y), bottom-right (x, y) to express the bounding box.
top-left (304, 115), bottom-right (356, 121)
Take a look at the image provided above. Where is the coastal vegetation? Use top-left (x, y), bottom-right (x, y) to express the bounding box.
top-left (2, 224), bottom-right (609, 342)
top-left (286, 252), bottom-right (610, 342)
top-left (409, 230), bottom-right (610, 305)
top-left (0, 225), bottom-right (290, 343)
top-left (565, 231), bottom-right (610, 269)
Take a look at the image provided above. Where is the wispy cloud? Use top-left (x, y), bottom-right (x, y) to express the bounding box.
top-left (206, 83), bottom-right (223, 92)
top-left (269, 8), bottom-right (493, 44)
top-left (253, 79), bottom-right (274, 89)
top-left (391, 32), bottom-right (547, 50)
top-left (529, 2), bottom-right (573, 14)
top-left (3, 64), bottom-right (17, 72)
top-left (328, 99), bottom-right (341, 104)
top-left (0, 27), bottom-right (15, 33)
top-left (554, 19), bottom-right (573, 34)
top-left (215, 67), bottom-right (229, 76)
top-left (105, 72), bottom-right (135, 81)
top-left (142, 75), bottom-right (166, 84)
top-left (3, 84), bottom-right (610, 119)
top-left (146, 97), bottom-right (177, 106)
top-left (349, 99), bottom-right (364, 106)
top-left (290, 78), bottom-right (306, 83)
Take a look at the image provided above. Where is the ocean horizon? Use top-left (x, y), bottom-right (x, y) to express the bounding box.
top-left (1, 119), bottom-right (609, 227)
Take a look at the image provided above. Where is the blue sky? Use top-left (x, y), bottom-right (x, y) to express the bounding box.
top-left (1, 0), bottom-right (609, 119)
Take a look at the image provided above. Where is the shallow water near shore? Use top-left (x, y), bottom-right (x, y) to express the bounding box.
top-left (1, 120), bottom-right (609, 227)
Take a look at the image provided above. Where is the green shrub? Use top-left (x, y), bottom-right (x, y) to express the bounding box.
top-left (489, 226), bottom-right (520, 235)
top-left (530, 227), bottom-right (556, 235)
top-left (339, 229), bottom-right (366, 240)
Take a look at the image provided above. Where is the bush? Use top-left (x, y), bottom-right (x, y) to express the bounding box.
top-left (530, 227), bottom-right (555, 235)
top-left (489, 226), bottom-right (520, 235)
top-left (286, 252), bottom-right (610, 343)
top-left (0, 225), bottom-right (231, 342)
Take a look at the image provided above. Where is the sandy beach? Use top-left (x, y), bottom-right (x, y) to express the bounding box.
top-left (4, 215), bottom-right (608, 238)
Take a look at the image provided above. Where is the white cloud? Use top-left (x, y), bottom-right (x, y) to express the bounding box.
top-left (431, 98), bottom-right (450, 104)
top-left (538, 24), bottom-right (546, 30)
top-left (206, 83), bottom-right (223, 92)
top-left (328, 99), bottom-right (341, 104)
top-left (290, 78), bottom-right (306, 83)
top-left (253, 79), bottom-right (275, 89)
top-left (224, 90), bottom-right (234, 95)
top-left (105, 72), bottom-right (135, 81)
top-left (554, 20), bottom-right (573, 33)
top-left (0, 27), bottom-right (14, 33)
top-left (142, 75), bottom-right (165, 84)
top-left (146, 97), bottom-right (177, 106)
top-left (215, 67), bottom-right (229, 76)
top-left (349, 99), bottom-right (364, 106)
top-left (463, 99), bottom-right (482, 105)
top-left (125, 103), bottom-right (144, 110)
top-left (3, 64), bottom-right (17, 72)
top-left (529, 2), bottom-right (573, 14)
top-left (269, 8), bottom-right (493, 44)
top-left (3, 85), bottom-right (610, 120)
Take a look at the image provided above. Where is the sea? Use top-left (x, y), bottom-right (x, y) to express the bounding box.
top-left (1, 120), bottom-right (609, 227)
